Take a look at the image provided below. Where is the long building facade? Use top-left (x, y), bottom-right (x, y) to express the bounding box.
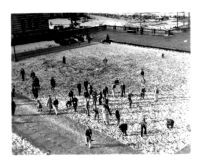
top-left (11, 13), bottom-right (51, 45)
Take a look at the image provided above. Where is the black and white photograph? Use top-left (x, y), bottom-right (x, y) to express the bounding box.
top-left (10, 11), bottom-right (191, 155)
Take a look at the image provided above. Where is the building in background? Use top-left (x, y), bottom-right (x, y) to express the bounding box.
top-left (11, 13), bottom-right (51, 45)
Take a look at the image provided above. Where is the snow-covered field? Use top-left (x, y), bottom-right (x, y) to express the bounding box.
top-left (12, 43), bottom-right (190, 154)
top-left (12, 133), bottom-right (44, 155)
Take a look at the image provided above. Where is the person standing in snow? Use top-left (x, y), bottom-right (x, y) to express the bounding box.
top-left (53, 97), bottom-right (59, 115)
top-left (103, 98), bottom-right (111, 116)
top-left (121, 82), bottom-right (126, 97)
top-left (166, 119), bottom-right (174, 129)
top-left (30, 70), bottom-right (35, 79)
top-left (50, 77), bottom-right (56, 91)
top-left (32, 86), bottom-right (38, 100)
top-left (89, 84), bottom-right (93, 97)
top-left (128, 93), bottom-right (133, 108)
top-left (85, 126), bottom-right (93, 148)
top-left (37, 100), bottom-right (43, 112)
top-left (20, 68), bottom-right (25, 81)
top-left (84, 90), bottom-right (90, 104)
top-left (47, 95), bottom-right (53, 114)
top-left (98, 91), bottom-right (103, 105)
top-left (33, 76), bottom-right (40, 90)
top-left (140, 117), bottom-right (147, 137)
top-left (92, 90), bottom-right (97, 107)
top-left (77, 83), bottom-right (81, 96)
top-left (103, 57), bottom-right (108, 66)
top-left (103, 86), bottom-right (108, 98)
top-left (12, 85), bottom-right (15, 99)
top-left (62, 56), bottom-right (66, 64)
top-left (102, 104), bottom-right (109, 125)
top-left (140, 68), bottom-right (145, 83)
top-left (68, 89), bottom-right (74, 101)
top-left (84, 80), bottom-right (89, 92)
top-left (12, 99), bottom-right (16, 116)
top-left (115, 110), bottom-right (120, 125)
top-left (72, 96), bottom-right (78, 112)
top-left (93, 105), bottom-right (99, 122)
top-left (119, 123), bottom-right (128, 136)
top-left (86, 100), bottom-right (90, 117)
top-left (112, 84), bottom-right (116, 98)
top-left (140, 87), bottom-right (146, 99)
top-left (154, 86), bottom-right (159, 102)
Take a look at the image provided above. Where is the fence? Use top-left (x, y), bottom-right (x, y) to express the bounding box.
top-left (106, 25), bottom-right (174, 36)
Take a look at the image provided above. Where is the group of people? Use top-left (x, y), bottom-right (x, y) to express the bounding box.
top-left (111, 80), bottom-right (126, 98)
top-left (12, 65), bottom-right (176, 149)
top-left (139, 68), bottom-right (159, 101)
top-left (15, 67), bottom-right (161, 129)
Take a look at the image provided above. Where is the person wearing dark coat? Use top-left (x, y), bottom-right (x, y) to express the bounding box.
top-left (12, 86), bottom-right (15, 99)
top-left (77, 83), bottom-right (81, 96)
top-left (166, 119), bottom-right (174, 129)
top-left (93, 106), bottom-right (99, 122)
top-left (66, 99), bottom-right (72, 108)
top-left (99, 91), bottom-right (103, 105)
top-left (68, 90), bottom-right (74, 101)
top-left (105, 86), bottom-right (108, 96)
top-left (140, 87), bottom-right (146, 99)
top-left (72, 96), bottom-right (78, 112)
top-left (53, 97), bottom-right (59, 115)
top-left (102, 88), bottom-right (107, 98)
top-left (104, 98), bottom-right (109, 106)
top-left (121, 83), bottom-right (126, 97)
top-left (89, 84), bottom-right (93, 96)
top-left (33, 76), bottom-right (40, 90)
top-left (85, 126), bottom-right (92, 148)
top-left (112, 84), bottom-right (116, 97)
top-left (92, 90), bottom-right (97, 107)
top-left (140, 69), bottom-right (145, 83)
top-left (12, 100), bottom-right (16, 116)
top-left (47, 95), bottom-right (53, 114)
top-left (114, 79), bottom-right (119, 85)
top-left (119, 123), bottom-right (128, 136)
top-left (86, 100), bottom-right (90, 116)
top-left (62, 56), bottom-right (66, 64)
top-left (84, 80), bottom-right (89, 92)
top-left (20, 68), bottom-right (25, 81)
top-left (128, 93), bottom-right (133, 108)
top-left (115, 110), bottom-right (120, 125)
top-left (140, 117), bottom-right (147, 137)
top-left (50, 77), bottom-right (56, 90)
top-left (32, 87), bottom-right (38, 99)
top-left (103, 57), bottom-right (108, 66)
top-left (30, 70), bottom-right (35, 79)
top-left (103, 99), bottom-right (111, 116)
top-left (84, 91), bottom-right (90, 100)
top-left (37, 100), bottom-right (43, 112)
top-left (103, 86), bottom-right (108, 98)
top-left (141, 69), bottom-right (144, 77)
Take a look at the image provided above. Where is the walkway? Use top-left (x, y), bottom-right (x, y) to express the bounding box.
top-left (12, 94), bottom-right (140, 154)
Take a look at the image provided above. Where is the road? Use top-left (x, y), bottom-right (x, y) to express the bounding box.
top-left (12, 94), bottom-right (140, 154)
